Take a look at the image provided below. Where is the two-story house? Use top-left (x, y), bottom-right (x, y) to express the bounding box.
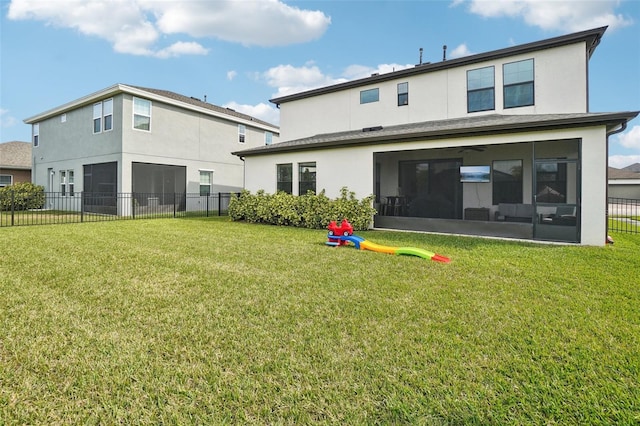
top-left (233, 26), bottom-right (638, 245)
top-left (24, 84), bottom-right (279, 214)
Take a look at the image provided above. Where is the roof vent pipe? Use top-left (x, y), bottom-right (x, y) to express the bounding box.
top-left (443, 45), bottom-right (447, 61)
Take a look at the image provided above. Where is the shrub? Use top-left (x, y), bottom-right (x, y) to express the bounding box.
top-left (229, 187), bottom-right (377, 230)
top-left (0, 182), bottom-right (46, 211)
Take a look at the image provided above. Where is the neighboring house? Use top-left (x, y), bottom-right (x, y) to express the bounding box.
top-left (608, 166), bottom-right (640, 199)
top-left (234, 26), bottom-right (638, 245)
top-left (24, 84), bottom-right (279, 212)
top-left (0, 141), bottom-right (32, 187)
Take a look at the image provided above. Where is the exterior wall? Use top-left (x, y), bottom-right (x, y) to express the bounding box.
top-left (31, 94), bottom-right (124, 193)
top-left (609, 183), bottom-right (640, 199)
top-left (278, 43), bottom-right (588, 141)
top-left (120, 94), bottom-right (270, 193)
top-left (243, 125), bottom-right (608, 245)
top-left (0, 168), bottom-right (31, 185)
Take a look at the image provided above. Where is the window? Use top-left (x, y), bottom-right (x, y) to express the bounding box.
top-left (60, 170), bottom-right (66, 195)
top-left (133, 97), bottom-right (151, 131)
top-left (277, 163), bottom-right (293, 194)
top-left (298, 162), bottom-right (316, 194)
top-left (199, 170), bottom-right (213, 196)
top-left (238, 125), bottom-right (246, 143)
top-left (504, 59), bottom-right (534, 108)
top-left (493, 160), bottom-right (523, 204)
top-left (103, 98), bottom-right (113, 131)
top-left (0, 175), bottom-right (12, 187)
top-left (360, 88), bottom-right (379, 104)
top-left (467, 66), bottom-right (495, 112)
top-left (94, 99), bottom-right (114, 133)
top-left (61, 113), bottom-right (67, 123)
top-left (397, 82), bottom-right (408, 106)
top-left (33, 123), bottom-right (39, 147)
top-left (93, 102), bottom-right (102, 133)
top-left (265, 131), bottom-right (273, 145)
top-left (60, 170), bottom-right (74, 196)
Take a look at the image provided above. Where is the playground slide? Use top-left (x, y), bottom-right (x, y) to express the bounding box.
top-left (332, 234), bottom-right (450, 263)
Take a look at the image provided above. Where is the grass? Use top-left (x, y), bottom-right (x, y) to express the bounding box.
top-left (1, 218), bottom-right (639, 424)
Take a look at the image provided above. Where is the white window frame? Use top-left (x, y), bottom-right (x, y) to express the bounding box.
top-left (265, 131), bottom-right (273, 145)
top-left (103, 98), bottom-right (113, 131)
top-left (0, 175), bottom-right (13, 187)
top-left (93, 102), bottom-right (103, 134)
top-left (199, 169), bottom-right (214, 196)
top-left (33, 123), bottom-right (39, 147)
top-left (238, 124), bottom-right (246, 143)
top-left (133, 97), bottom-right (152, 132)
top-left (59, 170), bottom-right (75, 196)
top-left (61, 113), bottom-right (67, 123)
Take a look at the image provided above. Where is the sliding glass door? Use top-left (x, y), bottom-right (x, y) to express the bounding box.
top-left (533, 159), bottom-right (579, 242)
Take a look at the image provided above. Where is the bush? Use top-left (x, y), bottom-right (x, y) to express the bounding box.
top-left (0, 182), bottom-right (46, 211)
top-left (228, 187), bottom-right (377, 231)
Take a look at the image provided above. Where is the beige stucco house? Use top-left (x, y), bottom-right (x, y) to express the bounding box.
top-left (234, 27), bottom-right (638, 245)
top-left (0, 141), bottom-right (32, 187)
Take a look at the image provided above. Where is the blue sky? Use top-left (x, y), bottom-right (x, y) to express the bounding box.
top-left (1, 0), bottom-right (639, 167)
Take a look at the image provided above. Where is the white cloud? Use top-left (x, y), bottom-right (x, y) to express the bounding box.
top-left (263, 64), bottom-right (346, 98)
top-left (0, 108), bottom-right (18, 129)
top-left (343, 63), bottom-right (415, 80)
top-left (609, 154), bottom-right (640, 169)
top-left (459, 0), bottom-right (633, 32)
top-left (227, 71), bottom-right (238, 81)
top-left (616, 125), bottom-right (640, 150)
top-left (7, 0), bottom-right (330, 57)
top-left (449, 43), bottom-right (473, 59)
top-left (223, 101), bottom-right (280, 126)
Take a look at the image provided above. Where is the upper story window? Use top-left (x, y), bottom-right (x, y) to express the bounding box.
top-left (360, 88), bottom-right (379, 104)
top-left (61, 113), bottom-right (67, 123)
top-left (103, 98), bottom-right (113, 131)
top-left (93, 102), bottom-right (102, 133)
top-left (467, 66), bottom-right (495, 113)
top-left (397, 82), bottom-right (408, 106)
top-left (503, 59), bottom-right (534, 108)
top-left (32, 123), bottom-right (39, 147)
top-left (238, 124), bottom-right (246, 143)
top-left (265, 131), bottom-right (273, 145)
top-left (133, 97), bottom-right (151, 131)
top-left (93, 98), bottom-right (114, 133)
top-left (277, 163), bottom-right (293, 194)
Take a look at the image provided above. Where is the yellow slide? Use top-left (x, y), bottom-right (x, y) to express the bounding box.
top-left (359, 240), bottom-right (399, 255)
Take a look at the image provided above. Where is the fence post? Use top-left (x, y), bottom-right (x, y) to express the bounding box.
top-left (10, 189), bottom-right (15, 226)
top-left (206, 193), bottom-right (210, 217)
top-left (218, 192), bottom-right (222, 216)
top-left (173, 193), bottom-right (177, 218)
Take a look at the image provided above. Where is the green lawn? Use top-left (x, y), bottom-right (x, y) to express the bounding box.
top-left (1, 218), bottom-right (639, 424)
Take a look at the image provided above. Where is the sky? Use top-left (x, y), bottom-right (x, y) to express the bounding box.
top-left (1, 0), bottom-right (639, 168)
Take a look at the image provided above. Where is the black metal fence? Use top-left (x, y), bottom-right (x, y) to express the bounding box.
top-left (608, 197), bottom-right (639, 234)
top-left (0, 191), bottom-right (234, 227)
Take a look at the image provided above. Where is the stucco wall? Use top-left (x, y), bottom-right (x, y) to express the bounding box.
top-left (278, 43), bottom-right (588, 141)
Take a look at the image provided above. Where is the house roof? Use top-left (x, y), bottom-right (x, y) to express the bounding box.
top-left (232, 111), bottom-right (639, 157)
top-left (0, 141), bottom-right (32, 170)
top-left (24, 84), bottom-right (279, 131)
top-left (622, 162), bottom-right (640, 173)
top-left (270, 26), bottom-right (607, 105)
top-left (608, 167), bottom-right (640, 180)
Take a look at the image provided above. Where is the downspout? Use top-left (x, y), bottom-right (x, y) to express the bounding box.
top-left (605, 121), bottom-right (628, 241)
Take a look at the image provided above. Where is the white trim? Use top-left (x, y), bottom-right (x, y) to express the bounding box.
top-left (24, 83), bottom-right (279, 133)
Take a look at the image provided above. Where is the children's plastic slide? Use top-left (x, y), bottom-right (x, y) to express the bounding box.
top-left (326, 220), bottom-right (450, 263)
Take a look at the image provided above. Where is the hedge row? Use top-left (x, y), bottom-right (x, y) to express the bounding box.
top-left (0, 182), bottom-right (46, 211)
top-left (228, 187), bottom-right (377, 230)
